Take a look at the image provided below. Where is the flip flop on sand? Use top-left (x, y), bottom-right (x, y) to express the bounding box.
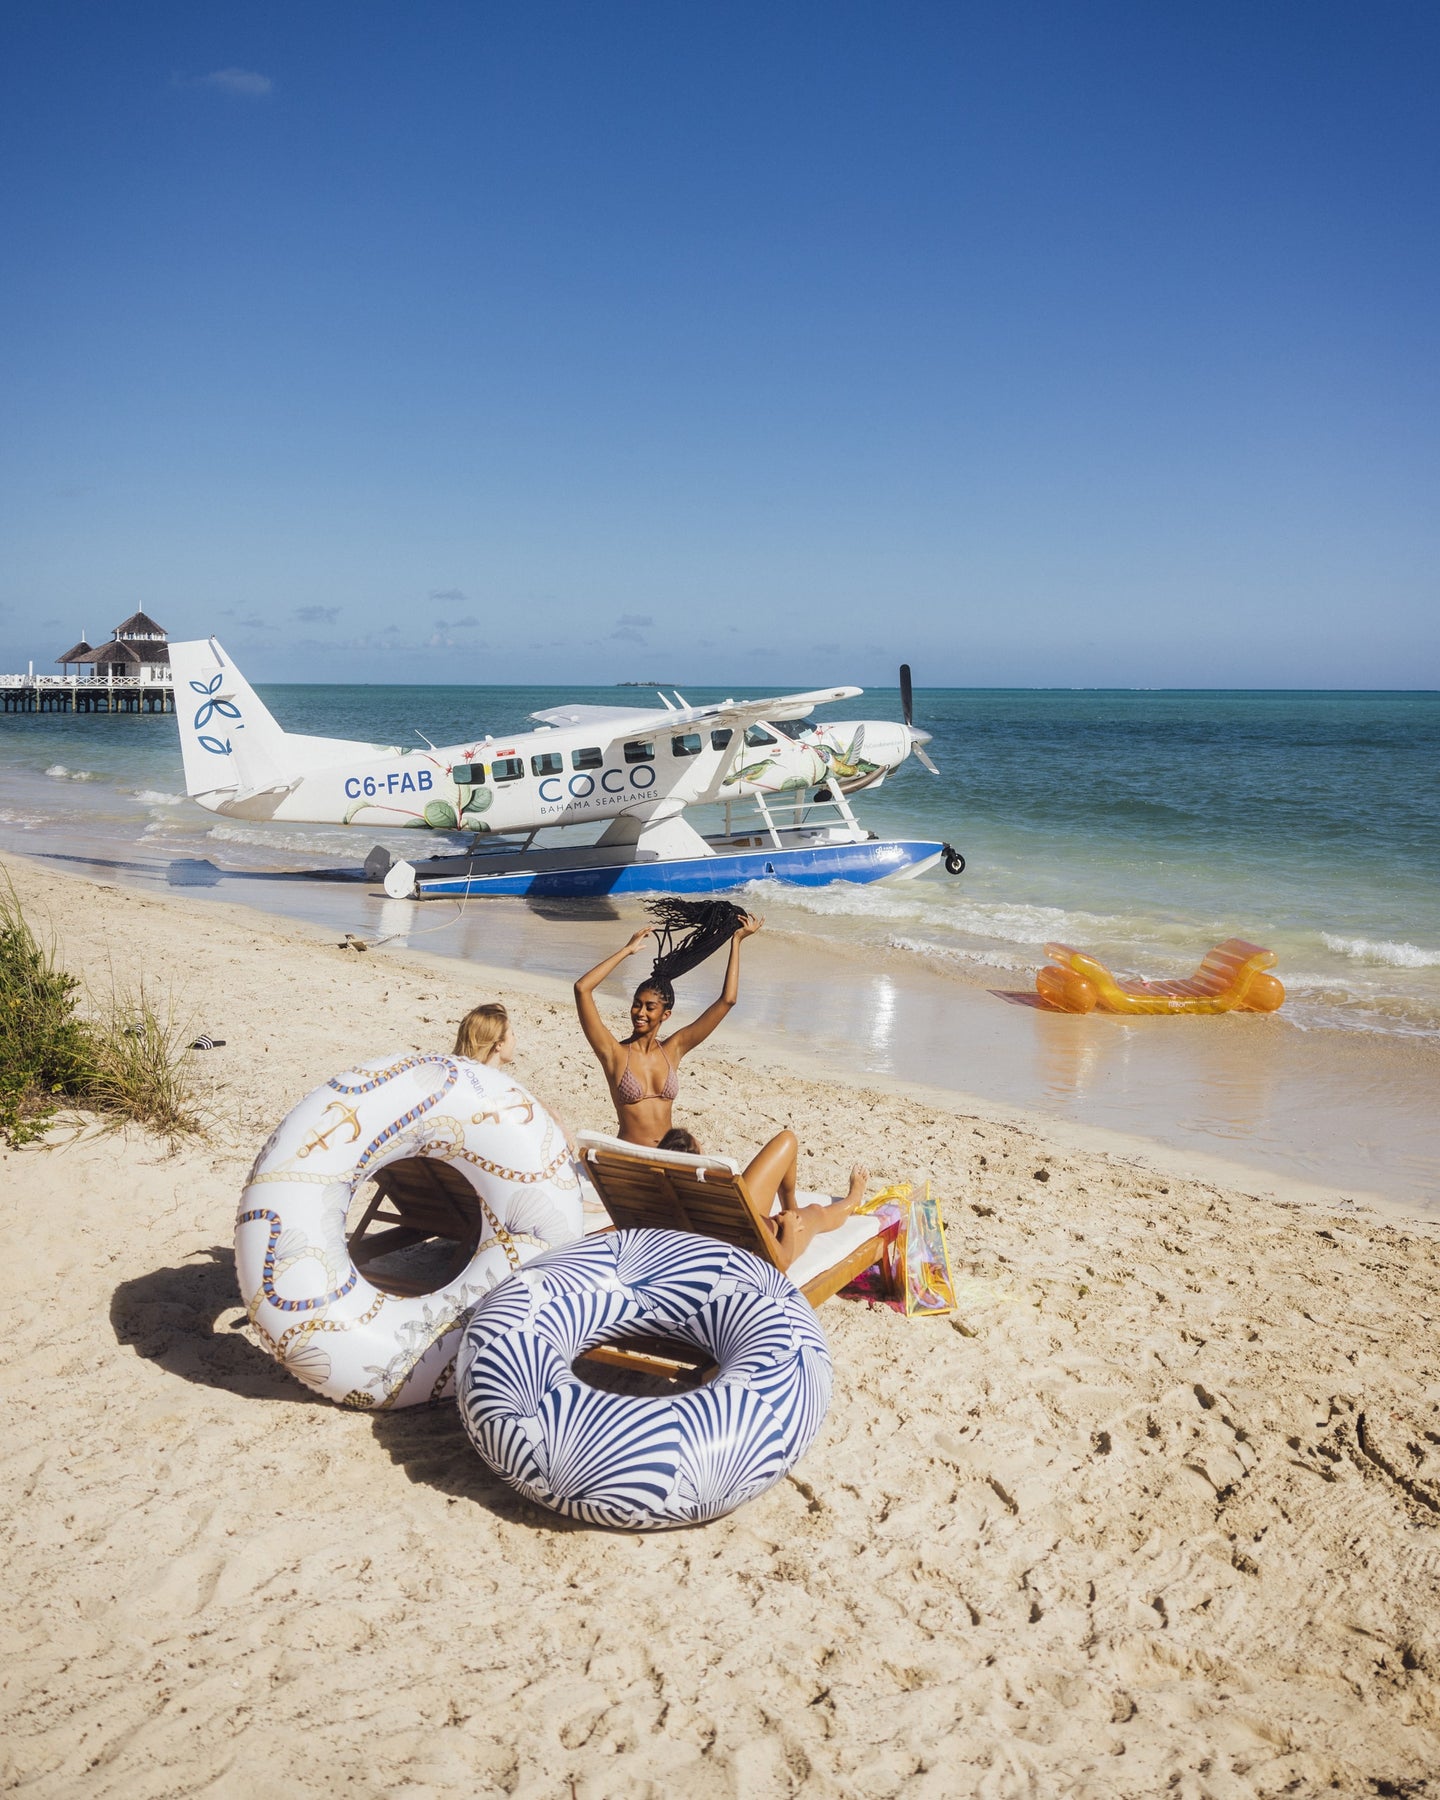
top-left (188, 1035), bottom-right (227, 1050)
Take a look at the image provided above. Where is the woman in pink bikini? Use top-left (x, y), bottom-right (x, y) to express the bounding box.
top-left (573, 914), bottom-right (762, 1146)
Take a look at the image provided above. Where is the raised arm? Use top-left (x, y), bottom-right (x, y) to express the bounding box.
top-left (573, 929), bottom-right (653, 1066)
top-left (669, 913), bottom-right (763, 1056)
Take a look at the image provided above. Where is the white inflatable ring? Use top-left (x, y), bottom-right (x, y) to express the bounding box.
top-left (237, 1053), bottom-right (582, 1409)
top-left (455, 1227), bottom-right (834, 1528)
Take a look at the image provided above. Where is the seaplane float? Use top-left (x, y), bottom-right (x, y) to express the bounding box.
top-left (170, 638), bottom-right (965, 899)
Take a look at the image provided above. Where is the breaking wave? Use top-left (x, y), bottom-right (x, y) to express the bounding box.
top-left (44, 765), bottom-right (95, 781)
top-left (884, 934), bottom-right (1032, 974)
top-left (740, 878), bottom-right (1142, 950)
top-left (1321, 934), bottom-right (1440, 970)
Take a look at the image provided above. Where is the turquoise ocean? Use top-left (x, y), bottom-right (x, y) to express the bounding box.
top-left (4, 685), bottom-right (1437, 1039)
top-left (3, 685), bottom-right (1437, 1203)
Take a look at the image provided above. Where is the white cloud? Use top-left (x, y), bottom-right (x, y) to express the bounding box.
top-left (195, 67), bottom-right (274, 98)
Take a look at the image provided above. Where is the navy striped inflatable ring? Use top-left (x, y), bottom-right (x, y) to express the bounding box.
top-left (455, 1228), bottom-right (834, 1529)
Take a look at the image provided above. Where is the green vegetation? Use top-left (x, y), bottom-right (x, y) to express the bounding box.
top-left (83, 980), bottom-right (204, 1146)
top-left (0, 880), bottom-right (202, 1148)
top-left (0, 881), bottom-right (93, 1146)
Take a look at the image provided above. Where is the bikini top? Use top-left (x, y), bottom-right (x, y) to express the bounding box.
top-left (615, 1042), bottom-right (679, 1105)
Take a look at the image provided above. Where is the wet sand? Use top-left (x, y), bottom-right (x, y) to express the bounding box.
top-left (16, 836), bottom-right (1440, 1210)
top-left (3, 848), bottom-right (1440, 1795)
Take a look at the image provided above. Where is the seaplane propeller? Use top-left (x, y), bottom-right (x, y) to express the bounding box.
top-left (899, 664), bottom-right (940, 776)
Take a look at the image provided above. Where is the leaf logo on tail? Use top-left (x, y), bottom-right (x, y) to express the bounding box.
top-left (190, 673), bottom-right (242, 754)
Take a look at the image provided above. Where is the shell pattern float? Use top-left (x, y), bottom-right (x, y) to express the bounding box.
top-left (236, 1052), bottom-right (583, 1409)
top-left (1036, 938), bottom-right (1285, 1016)
top-left (457, 1228), bottom-right (835, 1529)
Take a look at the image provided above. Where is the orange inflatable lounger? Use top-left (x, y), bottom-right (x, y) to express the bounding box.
top-left (1035, 938), bottom-right (1285, 1016)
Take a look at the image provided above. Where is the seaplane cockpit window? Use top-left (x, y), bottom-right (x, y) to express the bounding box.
top-left (451, 762), bottom-right (485, 785)
top-left (571, 746), bottom-right (604, 771)
top-left (710, 728), bottom-right (734, 750)
top-left (671, 733), bottom-right (702, 757)
top-left (531, 752), bottom-right (563, 777)
top-left (491, 757), bottom-right (525, 782)
top-left (744, 724), bottom-right (779, 747)
top-left (771, 720), bottom-right (811, 740)
top-left (623, 740), bottom-right (655, 763)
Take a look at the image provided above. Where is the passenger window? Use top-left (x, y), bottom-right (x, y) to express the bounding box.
top-left (710, 728), bottom-right (733, 751)
top-left (623, 741), bottom-right (655, 763)
top-left (571, 746), bottom-right (603, 771)
top-left (491, 757), bottom-right (524, 782)
top-left (451, 762), bottom-right (485, 784)
top-left (744, 725), bottom-right (778, 747)
top-left (671, 733), bottom-right (702, 757)
top-left (531, 752), bottom-right (563, 776)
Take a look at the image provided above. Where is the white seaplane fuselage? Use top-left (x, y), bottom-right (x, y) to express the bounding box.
top-left (168, 639), bottom-right (948, 895)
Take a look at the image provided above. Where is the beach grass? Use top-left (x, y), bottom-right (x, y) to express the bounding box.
top-left (83, 977), bottom-right (204, 1145)
top-left (0, 877), bottom-right (94, 1145)
top-left (0, 876), bottom-right (201, 1146)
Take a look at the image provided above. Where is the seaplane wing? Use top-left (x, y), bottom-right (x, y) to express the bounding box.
top-left (531, 687), bottom-right (861, 737)
top-left (528, 704), bottom-right (658, 730)
top-left (671, 686), bottom-right (863, 728)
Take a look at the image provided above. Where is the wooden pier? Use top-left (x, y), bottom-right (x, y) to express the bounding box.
top-left (0, 675), bottom-right (175, 715)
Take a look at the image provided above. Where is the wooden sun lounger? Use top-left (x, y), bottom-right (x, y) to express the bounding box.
top-left (347, 1137), bottom-right (890, 1379)
top-left (347, 1158), bottom-right (483, 1296)
top-left (574, 1131), bottom-right (891, 1377)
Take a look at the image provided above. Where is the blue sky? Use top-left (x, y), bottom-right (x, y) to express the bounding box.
top-left (2, 1), bottom-right (1437, 687)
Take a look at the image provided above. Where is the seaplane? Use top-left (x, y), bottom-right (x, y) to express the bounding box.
top-left (169, 638), bottom-right (965, 899)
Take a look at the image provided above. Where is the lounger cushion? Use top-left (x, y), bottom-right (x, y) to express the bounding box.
top-left (574, 1129), bottom-right (740, 1177)
top-left (783, 1210), bottom-right (884, 1290)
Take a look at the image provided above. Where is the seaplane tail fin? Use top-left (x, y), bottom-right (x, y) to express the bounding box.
top-left (170, 638), bottom-right (293, 797)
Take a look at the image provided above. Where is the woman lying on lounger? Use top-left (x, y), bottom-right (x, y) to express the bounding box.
top-left (574, 914), bottom-right (762, 1147)
top-left (659, 1127), bottom-right (869, 1273)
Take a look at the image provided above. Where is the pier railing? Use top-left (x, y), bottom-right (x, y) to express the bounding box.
top-left (0, 672), bottom-right (176, 714)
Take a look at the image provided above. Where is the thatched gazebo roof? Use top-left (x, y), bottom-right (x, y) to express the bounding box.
top-left (73, 640), bottom-right (146, 666)
top-left (113, 611), bottom-right (167, 642)
top-left (76, 638), bottom-right (170, 666)
top-left (56, 640), bottom-right (93, 665)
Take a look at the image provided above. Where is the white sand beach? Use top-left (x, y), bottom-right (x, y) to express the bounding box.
top-left (3, 846), bottom-right (1440, 1797)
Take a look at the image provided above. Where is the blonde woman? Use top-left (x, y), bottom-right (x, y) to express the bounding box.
top-left (453, 1002), bottom-right (515, 1065)
top-left (453, 1002), bottom-right (572, 1147)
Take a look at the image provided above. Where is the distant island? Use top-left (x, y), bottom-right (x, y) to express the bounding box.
top-left (615, 680), bottom-right (671, 687)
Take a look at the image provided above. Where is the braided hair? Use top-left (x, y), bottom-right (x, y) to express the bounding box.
top-left (642, 897), bottom-right (749, 992)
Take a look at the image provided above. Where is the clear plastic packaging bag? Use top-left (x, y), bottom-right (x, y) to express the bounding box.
top-left (856, 1180), bottom-right (957, 1318)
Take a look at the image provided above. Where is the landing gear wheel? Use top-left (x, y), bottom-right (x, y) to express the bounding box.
top-left (942, 845), bottom-right (966, 876)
